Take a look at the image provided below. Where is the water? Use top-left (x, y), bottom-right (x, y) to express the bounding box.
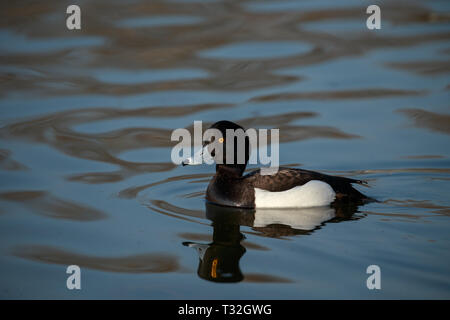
top-left (0, 0), bottom-right (449, 299)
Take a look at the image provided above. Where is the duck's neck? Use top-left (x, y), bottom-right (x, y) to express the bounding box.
top-left (216, 164), bottom-right (245, 178)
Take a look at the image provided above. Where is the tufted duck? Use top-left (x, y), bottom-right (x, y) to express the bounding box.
top-left (182, 121), bottom-right (372, 208)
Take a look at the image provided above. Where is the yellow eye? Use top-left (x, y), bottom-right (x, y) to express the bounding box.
top-left (218, 137), bottom-right (224, 143)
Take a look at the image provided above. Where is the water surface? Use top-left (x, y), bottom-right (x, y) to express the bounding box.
top-left (0, 0), bottom-right (449, 299)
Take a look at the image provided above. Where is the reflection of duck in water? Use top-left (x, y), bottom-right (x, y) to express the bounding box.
top-left (183, 204), bottom-right (251, 283)
top-left (182, 121), bottom-right (373, 209)
top-left (252, 201), bottom-right (363, 238)
top-left (183, 202), bottom-right (360, 282)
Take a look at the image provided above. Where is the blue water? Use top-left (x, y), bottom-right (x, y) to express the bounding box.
top-left (0, 0), bottom-right (449, 299)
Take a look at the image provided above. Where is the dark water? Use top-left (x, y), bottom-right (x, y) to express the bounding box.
top-left (0, 0), bottom-right (449, 299)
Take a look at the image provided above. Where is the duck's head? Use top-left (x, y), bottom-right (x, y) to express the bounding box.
top-left (182, 120), bottom-right (250, 176)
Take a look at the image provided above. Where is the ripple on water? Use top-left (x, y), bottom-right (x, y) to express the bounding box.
top-left (90, 68), bottom-right (210, 85)
top-left (0, 30), bottom-right (105, 54)
top-left (0, 190), bottom-right (107, 221)
top-left (117, 16), bottom-right (205, 28)
top-left (397, 108), bottom-right (450, 135)
top-left (301, 20), bottom-right (450, 37)
top-left (198, 41), bottom-right (314, 60)
top-left (242, 0), bottom-right (361, 13)
top-left (11, 245), bottom-right (182, 273)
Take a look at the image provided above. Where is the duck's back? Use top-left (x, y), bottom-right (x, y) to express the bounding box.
top-left (245, 167), bottom-right (369, 204)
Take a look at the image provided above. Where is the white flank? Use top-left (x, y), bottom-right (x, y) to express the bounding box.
top-left (254, 180), bottom-right (336, 208)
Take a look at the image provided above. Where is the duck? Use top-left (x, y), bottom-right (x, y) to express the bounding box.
top-left (182, 120), bottom-right (372, 209)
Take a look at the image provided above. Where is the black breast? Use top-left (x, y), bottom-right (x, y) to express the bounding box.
top-left (206, 173), bottom-right (255, 208)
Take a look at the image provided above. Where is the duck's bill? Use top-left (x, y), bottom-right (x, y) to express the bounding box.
top-left (181, 144), bottom-right (214, 166)
top-left (181, 155), bottom-right (201, 166)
